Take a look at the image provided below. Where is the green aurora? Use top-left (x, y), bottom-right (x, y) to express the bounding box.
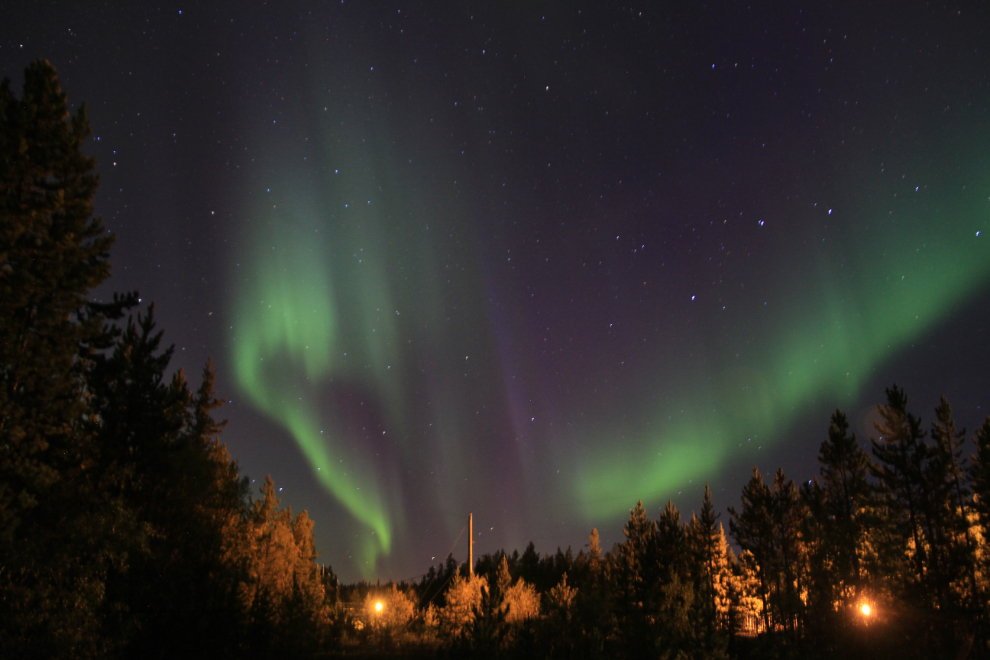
top-left (231, 162), bottom-right (989, 565)
top-left (574, 175), bottom-right (990, 518)
top-left (230, 207), bottom-right (395, 559)
top-left (224, 16), bottom-right (990, 576)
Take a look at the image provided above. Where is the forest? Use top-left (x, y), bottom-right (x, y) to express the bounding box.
top-left (3, 60), bottom-right (990, 660)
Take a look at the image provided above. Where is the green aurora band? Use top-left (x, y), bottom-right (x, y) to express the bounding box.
top-left (574, 175), bottom-right (990, 519)
top-left (230, 210), bottom-right (394, 561)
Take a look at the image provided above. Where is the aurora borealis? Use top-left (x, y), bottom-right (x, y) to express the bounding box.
top-left (5, 1), bottom-right (988, 581)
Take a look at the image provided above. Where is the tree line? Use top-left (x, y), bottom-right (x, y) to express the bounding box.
top-left (5, 59), bottom-right (990, 660)
top-left (342, 393), bottom-right (988, 660)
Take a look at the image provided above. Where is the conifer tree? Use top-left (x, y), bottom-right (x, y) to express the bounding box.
top-left (931, 396), bottom-right (976, 608)
top-left (729, 467), bottom-right (774, 632)
top-left (616, 500), bottom-right (655, 657)
top-left (690, 485), bottom-right (721, 612)
top-left (618, 500), bottom-right (653, 605)
top-left (816, 410), bottom-right (871, 593)
top-left (587, 527), bottom-right (602, 570)
top-left (0, 59), bottom-right (135, 658)
top-left (801, 409), bottom-right (872, 653)
top-left (689, 483), bottom-right (732, 647)
top-left (655, 499), bottom-right (684, 583)
top-left (970, 417), bottom-right (990, 533)
top-left (871, 386), bottom-right (931, 595)
top-left (968, 417), bottom-right (990, 628)
top-left (770, 468), bottom-right (804, 639)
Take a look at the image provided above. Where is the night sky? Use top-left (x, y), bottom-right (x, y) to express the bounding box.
top-left (4, 1), bottom-right (989, 583)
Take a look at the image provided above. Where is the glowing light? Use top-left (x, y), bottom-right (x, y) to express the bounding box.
top-left (375, 602), bottom-right (383, 612)
top-left (861, 604), bottom-right (871, 616)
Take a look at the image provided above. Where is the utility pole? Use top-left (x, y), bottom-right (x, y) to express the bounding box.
top-left (469, 513), bottom-right (474, 577)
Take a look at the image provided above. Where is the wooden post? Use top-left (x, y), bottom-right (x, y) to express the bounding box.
top-left (469, 513), bottom-right (474, 577)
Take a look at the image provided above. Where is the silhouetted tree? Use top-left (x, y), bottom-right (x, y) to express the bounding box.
top-left (801, 409), bottom-right (872, 654)
top-left (729, 468), bottom-right (774, 633)
top-left (0, 59), bottom-right (138, 659)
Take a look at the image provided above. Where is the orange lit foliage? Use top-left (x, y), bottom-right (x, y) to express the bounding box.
top-left (363, 584), bottom-right (416, 631)
top-left (437, 573), bottom-right (487, 637)
top-left (503, 576), bottom-right (540, 623)
top-left (235, 476), bottom-right (331, 648)
top-left (485, 556), bottom-right (540, 623)
top-left (545, 572), bottom-right (577, 613)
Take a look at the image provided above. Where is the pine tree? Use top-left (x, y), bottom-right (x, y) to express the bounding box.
top-left (931, 396), bottom-right (976, 609)
top-left (870, 386), bottom-right (975, 654)
top-left (871, 386), bottom-right (931, 598)
top-left (969, 417), bottom-right (990, 632)
top-left (588, 527), bottom-right (602, 569)
top-left (770, 468), bottom-right (804, 640)
top-left (729, 467), bottom-right (774, 632)
top-left (619, 500), bottom-right (653, 605)
top-left (616, 500), bottom-right (655, 657)
top-left (690, 485), bottom-right (721, 614)
top-left (239, 475), bottom-right (331, 654)
top-left (0, 59), bottom-right (136, 658)
top-left (802, 409), bottom-right (873, 653)
top-left (688, 483), bottom-right (731, 649)
top-left (84, 304), bottom-right (252, 658)
top-left (970, 417), bottom-right (990, 534)
top-left (818, 410), bottom-right (871, 593)
top-left (655, 499), bottom-right (684, 583)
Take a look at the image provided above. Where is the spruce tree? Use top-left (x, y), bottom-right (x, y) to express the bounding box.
top-left (89, 308), bottom-right (249, 657)
top-left (655, 499), bottom-right (684, 583)
top-left (870, 386), bottom-right (931, 598)
top-left (970, 417), bottom-right (990, 534)
top-left (689, 484), bottom-right (729, 638)
top-left (819, 410), bottom-right (871, 592)
top-left (0, 59), bottom-right (135, 658)
top-left (616, 500), bottom-right (654, 657)
top-left (870, 386), bottom-right (967, 653)
top-left (729, 467), bottom-right (774, 632)
top-left (931, 396), bottom-right (975, 610)
top-left (971, 416), bottom-right (990, 626)
top-left (800, 411), bottom-right (874, 653)
top-left (770, 468), bottom-right (803, 640)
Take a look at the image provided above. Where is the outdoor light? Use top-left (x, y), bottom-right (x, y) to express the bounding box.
top-left (375, 601), bottom-right (383, 612)
top-left (860, 603), bottom-right (871, 616)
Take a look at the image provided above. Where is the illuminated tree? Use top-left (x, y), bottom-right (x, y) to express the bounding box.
top-left (969, 417), bottom-right (990, 625)
top-left (496, 556), bottom-right (539, 623)
top-left (769, 468), bottom-right (804, 639)
top-left (729, 467), bottom-right (774, 631)
top-left (363, 584), bottom-right (415, 632)
top-left (438, 572), bottom-right (486, 638)
top-left (546, 572), bottom-right (577, 613)
top-left (801, 408), bottom-right (874, 654)
top-left (930, 397), bottom-right (977, 606)
top-left (687, 483), bottom-right (733, 656)
top-left (238, 476), bottom-right (331, 654)
top-left (869, 385), bottom-right (970, 630)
